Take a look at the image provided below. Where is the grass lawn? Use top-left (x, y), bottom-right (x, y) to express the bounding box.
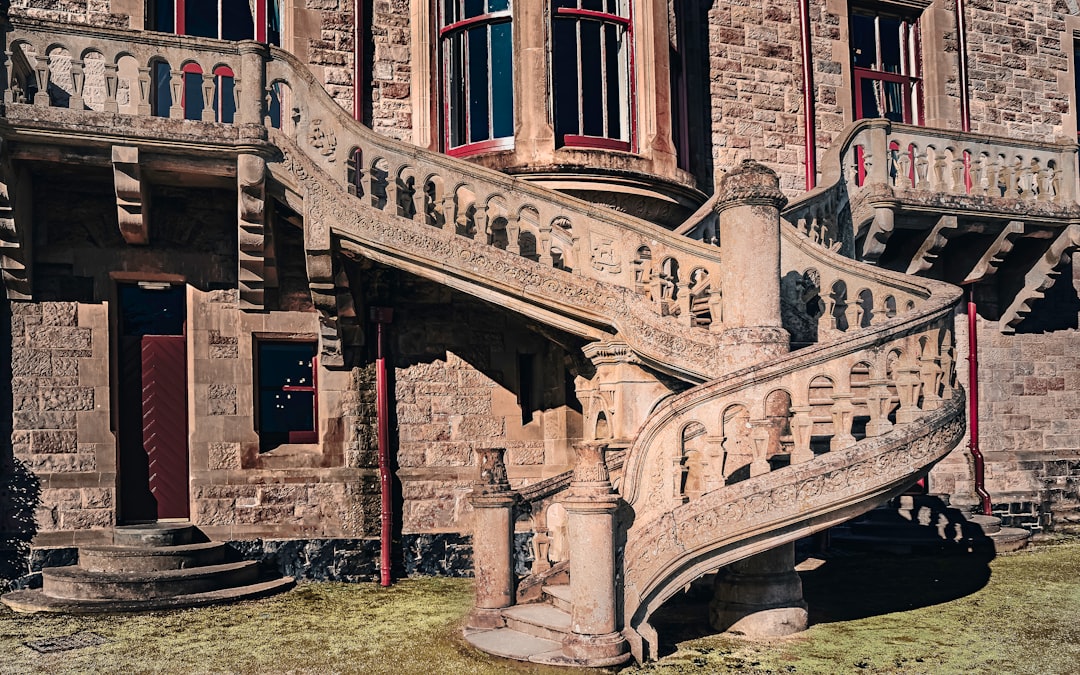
top-left (2, 539), bottom-right (1080, 674)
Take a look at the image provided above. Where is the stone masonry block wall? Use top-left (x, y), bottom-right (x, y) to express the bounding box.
top-left (188, 287), bottom-right (380, 541)
top-left (9, 301), bottom-right (113, 540)
top-left (368, 0), bottom-right (412, 140)
top-left (11, 0), bottom-right (130, 28)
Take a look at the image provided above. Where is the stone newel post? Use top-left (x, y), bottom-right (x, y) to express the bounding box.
top-left (562, 442), bottom-right (630, 665)
top-left (466, 447), bottom-right (517, 630)
top-left (237, 41), bottom-right (268, 128)
top-left (714, 160), bottom-right (790, 363)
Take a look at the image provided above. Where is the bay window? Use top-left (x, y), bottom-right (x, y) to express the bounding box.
top-left (440, 0), bottom-right (515, 156)
top-left (851, 6), bottom-right (922, 124)
top-left (552, 0), bottom-right (633, 151)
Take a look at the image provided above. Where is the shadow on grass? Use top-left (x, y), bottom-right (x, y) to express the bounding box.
top-left (648, 497), bottom-right (996, 657)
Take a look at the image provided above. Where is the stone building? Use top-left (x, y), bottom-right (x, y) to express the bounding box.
top-left (0, 0), bottom-right (1077, 665)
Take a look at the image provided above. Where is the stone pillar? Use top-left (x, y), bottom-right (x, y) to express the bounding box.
top-left (709, 542), bottom-right (808, 638)
top-left (561, 442), bottom-right (629, 666)
top-left (237, 41), bottom-right (268, 127)
top-left (466, 447), bottom-right (518, 630)
top-left (714, 160), bottom-right (789, 364)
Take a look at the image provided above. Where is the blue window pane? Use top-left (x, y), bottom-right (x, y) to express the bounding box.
top-left (184, 71), bottom-right (203, 120)
top-left (488, 0), bottom-right (509, 11)
top-left (604, 23), bottom-right (623, 140)
top-left (552, 18), bottom-right (579, 138)
top-left (467, 26), bottom-right (490, 143)
top-left (150, 0), bottom-right (175, 32)
top-left (215, 75), bottom-right (235, 123)
top-left (580, 20), bottom-right (604, 137)
top-left (851, 15), bottom-right (876, 69)
top-left (446, 33), bottom-right (467, 146)
top-left (490, 21), bottom-right (514, 139)
top-left (465, 0), bottom-right (485, 19)
top-left (153, 62), bottom-right (172, 117)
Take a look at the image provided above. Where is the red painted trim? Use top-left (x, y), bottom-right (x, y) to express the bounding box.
top-left (371, 307), bottom-right (395, 587)
top-left (799, 0), bottom-right (817, 190)
top-left (255, 0), bottom-right (267, 43)
top-left (440, 12), bottom-right (512, 36)
top-left (554, 7), bottom-right (630, 26)
top-left (561, 134), bottom-right (631, 152)
top-left (181, 62), bottom-right (203, 74)
top-left (447, 137), bottom-right (514, 157)
top-left (176, 0), bottom-right (185, 35)
top-left (213, 65), bottom-right (234, 77)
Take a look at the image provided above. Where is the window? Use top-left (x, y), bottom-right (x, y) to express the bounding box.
top-left (552, 0), bottom-right (633, 151)
top-left (257, 341), bottom-right (317, 450)
top-left (147, 0), bottom-right (281, 45)
top-left (440, 0), bottom-right (515, 156)
top-left (851, 7), bottom-right (921, 124)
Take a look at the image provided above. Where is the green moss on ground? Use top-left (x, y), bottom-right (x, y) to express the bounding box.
top-left (2, 540), bottom-right (1080, 674)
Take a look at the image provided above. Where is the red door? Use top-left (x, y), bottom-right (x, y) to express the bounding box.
top-left (141, 335), bottom-right (189, 520)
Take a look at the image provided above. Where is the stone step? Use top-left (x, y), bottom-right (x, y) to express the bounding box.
top-left (112, 523), bottom-right (196, 548)
top-left (502, 603), bottom-right (572, 643)
top-left (42, 560), bottom-right (260, 601)
top-left (79, 542), bottom-right (228, 573)
top-left (0, 576), bottom-right (295, 614)
top-left (462, 628), bottom-right (564, 664)
top-left (990, 527), bottom-right (1032, 553)
top-left (543, 584), bottom-right (572, 613)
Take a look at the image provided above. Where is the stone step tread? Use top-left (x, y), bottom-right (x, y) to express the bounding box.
top-left (0, 577), bottom-right (294, 614)
top-left (80, 541), bottom-right (225, 557)
top-left (542, 585), bottom-right (571, 602)
top-left (112, 523), bottom-right (195, 547)
top-left (503, 603), bottom-right (572, 631)
top-left (462, 628), bottom-right (563, 663)
top-left (43, 560), bottom-right (257, 583)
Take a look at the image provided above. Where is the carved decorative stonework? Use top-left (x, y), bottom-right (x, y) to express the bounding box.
top-left (572, 441), bottom-right (612, 486)
top-left (307, 119), bottom-right (337, 159)
top-left (112, 145), bottom-right (148, 245)
top-left (591, 235), bottom-right (622, 274)
top-left (237, 154), bottom-right (267, 310)
top-left (714, 159), bottom-right (788, 213)
top-left (474, 447), bottom-right (511, 495)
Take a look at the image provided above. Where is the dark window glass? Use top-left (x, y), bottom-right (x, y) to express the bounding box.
top-left (215, 73), bottom-right (236, 123)
top-left (879, 16), bottom-right (903, 73)
top-left (851, 14), bottom-right (876, 69)
top-left (267, 82), bottom-right (282, 128)
top-left (186, 0), bottom-right (217, 37)
top-left (491, 21), bottom-right (514, 138)
top-left (150, 0), bottom-right (175, 33)
top-left (152, 61), bottom-right (172, 117)
top-left (258, 342), bottom-right (317, 449)
top-left (183, 70), bottom-right (203, 120)
top-left (119, 285), bottom-right (186, 336)
top-left (267, 0), bottom-right (282, 45)
top-left (552, 18), bottom-right (580, 136)
top-left (221, 0), bottom-right (255, 40)
top-left (468, 26), bottom-right (490, 143)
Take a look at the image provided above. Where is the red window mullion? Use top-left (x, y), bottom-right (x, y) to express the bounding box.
top-left (555, 7), bottom-right (630, 25)
top-left (255, 0), bottom-right (267, 42)
top-left (176, 0), bottom-right (186, 35)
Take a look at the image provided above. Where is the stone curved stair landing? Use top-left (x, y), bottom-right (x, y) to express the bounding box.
top-left (0, 524), bottom-right (294, 614)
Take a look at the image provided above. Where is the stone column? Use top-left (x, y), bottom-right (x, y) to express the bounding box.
top-left (714, 160), bottom-right (790, 364)
top-left (237, 41), bottom-right (268, 128)
top-left (561, 442), bottom-right (629, 666)
top-left (709, 542), bottom-right (808, 638)
top-left (466, 448), bottom-right (518, 630)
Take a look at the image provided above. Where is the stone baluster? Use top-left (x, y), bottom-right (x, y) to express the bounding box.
top-left (894, 365), bottom-right (922, 424)
top-left (1038, 165), bottom-right (1054, 203)
top-left (474, 204), bottom-right (488, 243)
top-left (951, 154), bottom-right (966, 195)
top-left (676, 279), bottom-right (692, 325)
top-left (237, 42), bottom-right (267, 126)
top-left (441, 192), bottom-right (457, 231)
top-left (538, 222), bottom-right (553, 266)
top-left (3, 49), bottom-right (16, 104)
top-left (896, 149), bottom-right (912, 190)
top-left (200, 71), bottom-right (215, 122)
top-left (914, 148), bottom-right (929, 189)
top-left (383, 170), bottom-right (399, 215)
top-left (932, 154), bottom-right (947, 193)
top-left (704, 435), bottom-right (726, 492)
top-left (103, 62), bottom-right (119, 113)
top-left (872, 296), bottom-right (891, 325)
top-left (864, 379), bottom-right (894, 437)
top-left (1004, 159), bottom-right (1019, 198)
top-left (136, 66), bottom-right (151, 115)
top-left (68, 59), bottom-right (85, 110)
top-left (940, 340), bottom-right (956, 400)
top-left (865, 121), bottom-right (889, 185)
top-left (466, 447), bottom-right (518, 631)
top-left (531, 530), bottom-right (551, 575)
top-left (168, 68), bottom-right (184, 119)
top-left (844, 301), bottom-right (862, 331)
top-left (918, 353), bottom-right (943, 411)
top-left (749, 421), bottom-right (772, 477)
top-left (412, 178), bottom-right (428, 225)
top-left (789, 406), bottom-right (814, 464)
top-left (562, 441), bottom-right (629, 664)
top-left (984, 156), bottom-right (999, 197)
top-left (506, 213), bottom-right (521, 255)
top-left (33, 57), bottom-right (49, 106)
top-left (829, 393), bottom-right (856, 451)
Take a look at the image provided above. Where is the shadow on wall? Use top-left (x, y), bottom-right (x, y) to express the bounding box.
top-left (0, 296), bottom-right (42, 590)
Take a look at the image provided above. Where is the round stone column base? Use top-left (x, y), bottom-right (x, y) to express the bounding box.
top-left (709, 544), bottom-right (809, 638)
top-left (465, 607), bottom-right (507, 630)
top-left (561, 630), bottom-right (632, 667)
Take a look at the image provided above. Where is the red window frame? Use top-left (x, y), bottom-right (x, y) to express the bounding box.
top-left (153, 0), bottom-right (274, 43)
top-left (850, 9), bottom-right (923, 126)
top-left (439, 1), bottom-right (515, 158)
top-left (552, 0), bottom-right (635, 152)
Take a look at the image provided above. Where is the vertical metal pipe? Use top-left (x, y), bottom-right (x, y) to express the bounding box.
top-left (799, 0), bottom-right (817, 190)
top-left (955, 0), bottom-right (971, 132)
top-left (372, 306), bottom-right (394, 586)
top-left (966, 290), bottom-right (991, 515)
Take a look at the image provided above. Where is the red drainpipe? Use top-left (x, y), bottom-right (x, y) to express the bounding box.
top-left (966, 289), bottom-right (992, 515)
top-left (799, 0), bottom-right (817, 190)
top-left (371, 306), bottom-right (395, 586)
top-left (353, 0), bottom-right (364, 122)
top-left (955, 0), bottom-right (971, 133)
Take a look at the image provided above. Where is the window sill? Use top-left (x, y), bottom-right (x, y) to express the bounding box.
top-left (447, 138), bottom-right (515, 158)
top-left (243, 443), bottom-right (324, 469)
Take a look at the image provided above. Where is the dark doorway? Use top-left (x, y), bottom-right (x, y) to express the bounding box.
top-left (117, 283), bottom-right (189, 523)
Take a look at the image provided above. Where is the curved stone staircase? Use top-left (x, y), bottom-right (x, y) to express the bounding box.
top-left (0, 17), bottom-right (967, 665)
top-left (1, 524), bottom-right (294, 613)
